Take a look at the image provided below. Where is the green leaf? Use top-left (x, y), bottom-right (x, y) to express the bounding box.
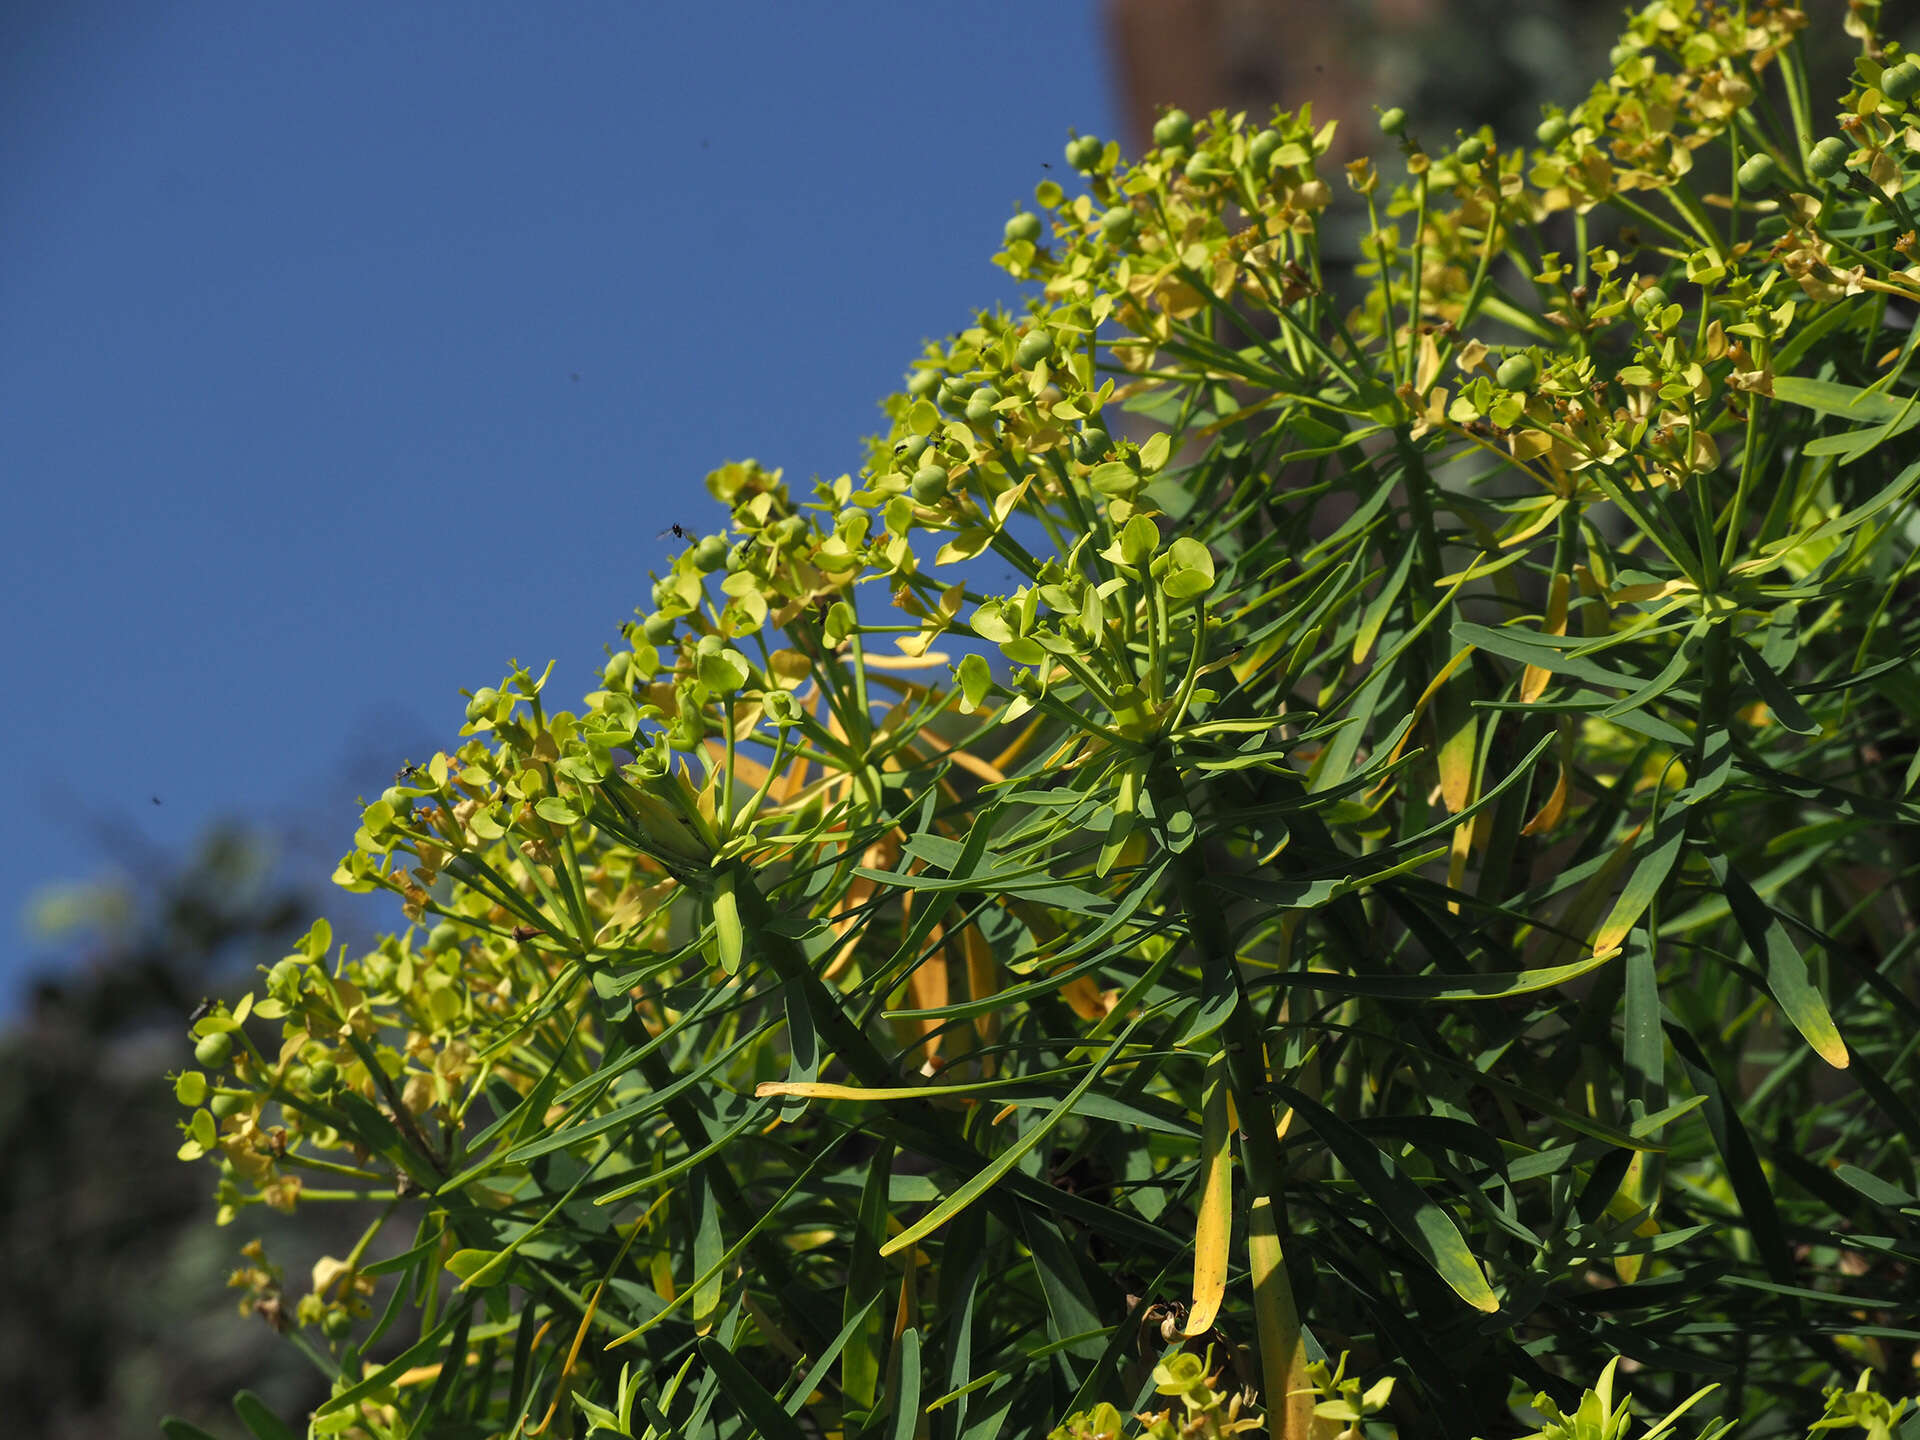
top-left (887, 1328), bottom-right (924, 1440)
top-left (843, 1141), bottom-right (892, 1412)
top-left (1770, 375), bottom-right (1913, 423)
top-left (161, 1420), bottom-right (226, 1440)
top-left (880, 1016), bottom-right (1144, 1257)
top-left (1272, 1083), bottom-right (1500, 1313)
top-left (1732, 637), bottom-right (1820, 735)
top-left (1267, 951), bottom-right (1619, 1002)
top-left (699, 1337), bottom-right (807, 1440)
top-left (956, 653), bottom-right (993, 711)
top-left (1592, 803), bottom-right (1689, 957)
top-left (1709, 856), bottom-right (1848, 1069)
top-left (1185, 1049), bottom-right (1232, 1335)
top-left (1161, 536), bottom-right (1216, 598)
top-left (534, 796), bottom-right (580, 826)
top-left (445, 1248), bottom-right (509, 1287)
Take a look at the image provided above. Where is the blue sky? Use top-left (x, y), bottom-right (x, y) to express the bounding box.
top-left (3, 3), bottom-right (1121, 1009)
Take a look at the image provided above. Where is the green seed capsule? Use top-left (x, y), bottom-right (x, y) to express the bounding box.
top-left (1074, 427), bottom-right (1112, 464)
top-left (209, 1092), bottom-right (245, 1120)
top-left (602, 654), bottom-right (629, 687)
top-left (1455, 136), bottom-right (1487, 165)
top-left (1065, 135), bottom-right (1102, 171)
top-left (642, 612), bottom-right (676, 644)
top-left (195, 1032), bottom-right (234, 1069)
top-left (1632, 286), bottom-right (1668, 318)
top-left (1003, 212), bottom-right (1042, 245)
top-left (911, 465), bottom-right (950, 502)
top-left (1098, 206), bottom-right (1136, 241)
top-left (1736, 152), bottom-right (1781, 192)
top-left (936, 378), bottom-right (973, 413)
top-left (1152, 108), bottom-right (1193, 149)
top-left (1015, 329), bottom-right (1053, 368)
top-left (1247, 129), bottom-right (1283, 171)
top-left (1536, 115), bottom-right (1571, 147)
top-left (323, 1308), bottom-right (354, 1341)
top-left (1378, 107), bottom-right (1407, 138)
top-left (1495, 353), bottom-right (1538, 390)
top-left (907, 368), bottom-right (941, 399)
top-left (965, 386), bottom-right (1002, 423)
top-left (1883, 61), bottom-right (1920, 104)
top-left (308, 1059), bottom-right (339, 1093)
top-left (1183, 150), bottom-right (1216, 182)
top-left (464, 687), bottom-right (498, 722)
top-left (1807, 136), bottom-right (1850, 180)
top-left (692, 535), bottom-right (728, 571)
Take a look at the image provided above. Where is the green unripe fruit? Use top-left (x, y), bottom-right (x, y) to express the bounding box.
top-left (1003, 212), bottom-right (1042, 245)
top-left (1495, 353), bottom-right (1538, 390)
top-left (964, 386), bottom-right (1002, 424)
top-left (774, 515), bottom-right (808, 545)
top-left (1536, 115), bottom-right (1571, 146)
top-left (936, 378), bottom-right (972, 413)
top-left (724, 541), bottom-right (751, 572)
top-left (1065, 135), bottom-right (1102, 171)
top-left (1736, 152), bottom-right (1781, 192)
top-left (1074, 427), bottom-right (1112, 463)
top-left (1883, 61), bottom-right (1920, 103)
top-left (365, 954), bottom-right (399, 989)
top-left (601, 654), bottom-right (629, 687)
top-left (323, 1308), bottom-right (354, 1341)
top-left (1247, 129), bottom-right (1284, 170)
top-left (1183, 150), bottom-right (1217, 182)
top-left (464, 687), bottom-right (498, 722)
top-left (911, 465), bottom-right (950, 502)
top-left (1015, 329), bottom-right (1054, 368)
top-left (1455, 135), bottom-right (1487, 165)
top-left (1807, 136), bottom-right (1850, 180)
top-left (381, 786), bottom-right (410, 812)
top-left (308, 1059), bottom-right (339, 1093)
top-left (209, 1092), bottom-right (245, 1120)
top-left (907, 368), bottom-right (941, 398)
top-left (1098, 206), bottom-right (1135, 242)
top-left (642, 612), bottom-right (676, 644)
top-left (1152, 108), bottom-right (1193, 149)
top-left (691, 535), bottom-right (728, 571)
top-left (195, 1032), bottom-right (234, 1069)
top-left (895, 434), bottom-right (930, 466)
top-left (1632, 285), bottom-right (1668, 317)
top-left (429, 921), bottom-right (459, 951)
top-left (1378, 107), bottom-right (1407, 138)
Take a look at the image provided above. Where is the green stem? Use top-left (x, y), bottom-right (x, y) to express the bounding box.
top-left (1145, 760), bottom-right (1314, 1439)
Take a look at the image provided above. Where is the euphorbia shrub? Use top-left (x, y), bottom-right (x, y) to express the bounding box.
top-left (172, 4), bottom-right (1920, 1438)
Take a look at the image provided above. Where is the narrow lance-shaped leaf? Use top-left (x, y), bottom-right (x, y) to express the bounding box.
top-left (1709, 855), bottom-right (1848, 1068)
top-left (1185, 1048), bottom-right (1234, 1336)
top-left (1591, 803), bottom-right (1689, 959)
top-left (879, 1017), bottom-right (1144, 1258)
top-left (1272, 1083), bottom-right (1500, 1313)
